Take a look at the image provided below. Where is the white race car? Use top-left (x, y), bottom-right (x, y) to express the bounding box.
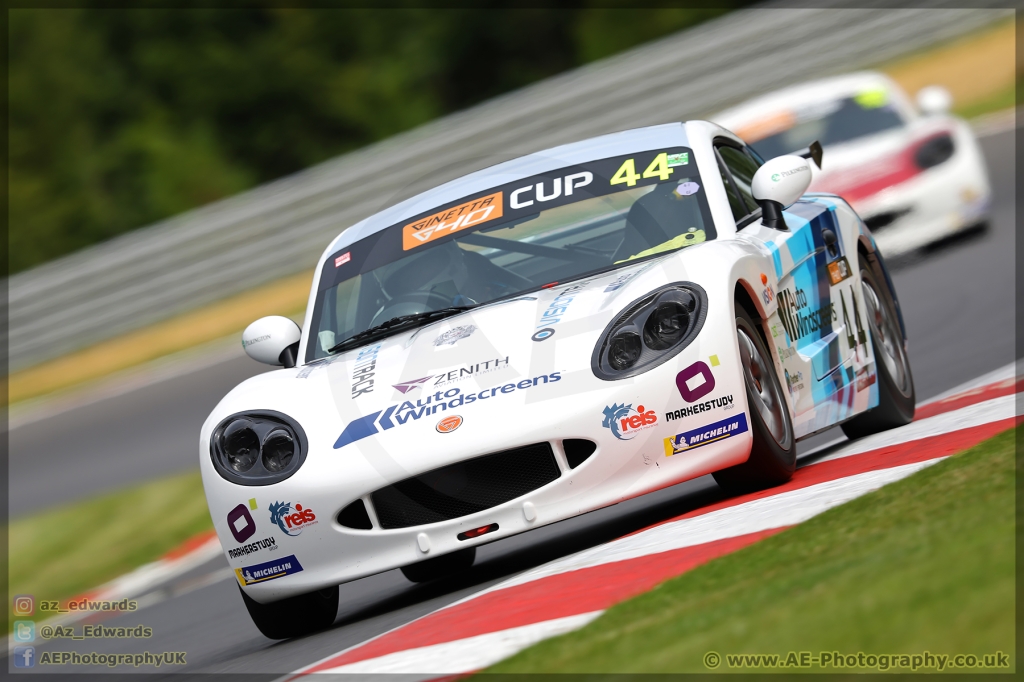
top-left (713, 72), bottom-right (991, 258)
top-left (201, 121), bottom-right (916, 639)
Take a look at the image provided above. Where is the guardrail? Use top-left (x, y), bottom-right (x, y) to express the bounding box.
top-left (7, 2), bottom-right (1011, 371)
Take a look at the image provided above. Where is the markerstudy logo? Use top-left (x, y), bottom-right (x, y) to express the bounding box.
top-left (227, 504), bottom-right (257, 543)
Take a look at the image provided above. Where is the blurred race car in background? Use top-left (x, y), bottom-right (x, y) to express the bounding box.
top-left (713, 71), bottom-right (991, 258)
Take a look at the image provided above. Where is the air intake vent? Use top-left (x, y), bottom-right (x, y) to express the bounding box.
top-left (562, 439), bottom-right (597, 468)
top-left (371, 443), bottom-right (560, 529)
top-left (337, 499), bottom-right (373, 529)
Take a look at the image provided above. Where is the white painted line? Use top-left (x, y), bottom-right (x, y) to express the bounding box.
top-left (313, 611), bottom-right (603, 676)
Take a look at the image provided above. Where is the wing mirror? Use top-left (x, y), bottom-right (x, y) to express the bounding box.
top-left (242, 316), bottom-right (301, 368)
top-left (751, 141), bottom-right (822, 230)
top-left (916, 85), bottom-right (952, 116)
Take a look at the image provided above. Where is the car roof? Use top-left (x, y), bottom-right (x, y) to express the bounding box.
top-left (712, 71), bottom-right (907, 130)
top-left (323, 121), bottom-right (698, 256)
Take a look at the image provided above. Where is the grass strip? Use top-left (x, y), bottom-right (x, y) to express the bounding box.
top-left (9, 471), bottom-right (213, 626)
top-left (487, 426), bottom-right (1016, 673)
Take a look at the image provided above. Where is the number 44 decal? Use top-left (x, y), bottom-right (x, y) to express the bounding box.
top-left (610, 153), bottom-right (673, 187)
top-left (840, 286), bottom-right (868, 352)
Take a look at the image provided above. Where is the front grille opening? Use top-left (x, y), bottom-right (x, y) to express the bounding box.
top-left (337, 499), bottom-right (373, 529)
top-left (563, 439), bottom-right (597, 468)
top-left (371, 443), bottom-right (560, 529)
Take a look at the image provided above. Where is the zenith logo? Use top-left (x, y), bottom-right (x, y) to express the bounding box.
top-left (393, 376), bottom-right (433, 394)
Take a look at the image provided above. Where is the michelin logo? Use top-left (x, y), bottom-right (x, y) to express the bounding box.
top-left (663, 413), bottom-right (749, 457)
top-left (235, 554), bottom-right (303, 586)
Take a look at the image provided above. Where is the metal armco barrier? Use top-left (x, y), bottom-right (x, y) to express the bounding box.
top-left (7, 3), bottom-right (1010, 371)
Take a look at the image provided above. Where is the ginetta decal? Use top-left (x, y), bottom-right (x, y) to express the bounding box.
top-left (402, 192), bottom-right (503, 250)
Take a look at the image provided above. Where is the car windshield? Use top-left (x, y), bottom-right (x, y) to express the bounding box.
top-left (307, 146), bottom-right (714, 361)
top-left (737, 90), bottom-right (905, 159)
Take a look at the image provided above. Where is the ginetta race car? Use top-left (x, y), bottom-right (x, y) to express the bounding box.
top-left (713, 72), bottom-right (991, 258)
top-left (201, 121), bottom-right (915, 639)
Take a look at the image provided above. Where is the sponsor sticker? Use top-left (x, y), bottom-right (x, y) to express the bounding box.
top-left (663, 413), bottom-right (749, 456)
top-left (351, 343), bottom-right (381, 398)
top-left (674, 181), bottom-right (700, 196)
top-left (828, 257), bottom-right (852, 285)
top-left (235, 555), bottom-right (304, 586)
top-left (434, 325), bottom-right (476, 347)
top-left (268, 502), bottom-right (317, 537)
top-left (334, 372), bottom-right (563, 449)
top-left (785, 369), bottom-right (805, 394)
top-left (675, 361), bottom-right (716, 403)
top-left (403, 192), bottom-right (503, 250)
top-left (665, 394), bottom-right (735, 421)
top-left (393, 376), bottom-right (434, 394)
top-left (666, 152), bottom-right (689, 167)
top-left (227, 504), bottom-right (257, 543)
top-left (601, 402), bottom-right (658, 441)
top-left (532, 328), bottom-right (555, 342)
top-left (436, 415), bottom-right (463, 433)
top-left (334, 252), bottom-right (351, 267)
top-left (777, 287), bottom-right (836, 342)
top-left (228, 536), bottom-right (278, 559)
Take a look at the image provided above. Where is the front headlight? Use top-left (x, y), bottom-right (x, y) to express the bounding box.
top-left (592, 282), bottom-right (707, 380)
top-left (211, 411), bottom-right (308, 485)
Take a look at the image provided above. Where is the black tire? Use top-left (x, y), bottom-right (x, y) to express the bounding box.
top-left (712, 305), bottom-right (796, 494)
top-left (401, 546), bottom-right (476, 583)
top-left (841, 253), bottom-right (915, 439)
top-left (239, 584), bottom-right (338, 640)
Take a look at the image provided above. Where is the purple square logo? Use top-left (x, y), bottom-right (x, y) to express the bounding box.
top-left (676, 361), bottom-right (716, 402)
top-left (227, 504), bottom-right (256, 543)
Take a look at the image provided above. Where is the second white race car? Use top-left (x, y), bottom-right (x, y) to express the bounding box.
top-left (713, 71), bottom-right (991, 258)
top-left (201, 120), bottom-right (916, 639)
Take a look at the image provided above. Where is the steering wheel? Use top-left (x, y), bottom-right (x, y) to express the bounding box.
top-left (370, 291), bottom-right (454, 328)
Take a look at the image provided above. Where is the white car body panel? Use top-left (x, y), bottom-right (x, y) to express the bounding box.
top-left (201, 121), bottom-right (893, 602)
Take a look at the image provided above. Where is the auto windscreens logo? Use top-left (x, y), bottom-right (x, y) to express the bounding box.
top-left (235, 555), bottom-right (304, 586)
top-left (663, 413), bottom-right (749, 456)
top-left (335, 372), bottom-right (562, 449)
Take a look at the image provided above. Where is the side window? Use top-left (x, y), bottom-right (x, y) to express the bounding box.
top-left (718, 145), bottom-right (761, 214)
top-left (716, 151), bottom-right (747, 222)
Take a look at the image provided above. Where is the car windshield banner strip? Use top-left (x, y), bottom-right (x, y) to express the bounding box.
top-left (318, 147), bottom-right (704, 292)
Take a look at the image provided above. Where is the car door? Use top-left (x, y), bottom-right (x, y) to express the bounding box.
top-left (716, 139), bottom-right (870, 438)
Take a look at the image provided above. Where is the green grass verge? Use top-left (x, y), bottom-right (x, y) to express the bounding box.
top-left (957, 79), bottom-right (1019, 121)
top-left (9, 471), bottom-right (213, 626)
top-left (487, 427), bottom-right (1016, 674)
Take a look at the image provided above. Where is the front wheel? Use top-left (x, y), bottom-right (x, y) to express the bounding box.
top-left (840, 253), bottom-right (915, 439)
top-left (712, 305), bottom-right (796, 493)
top-left (239, 584), bottom-right (338, 640)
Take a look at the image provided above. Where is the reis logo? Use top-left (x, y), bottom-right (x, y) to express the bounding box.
top-left (601, 403), bottom-right (658, 440)
top-left (269, 502), bottom-right (317, 537)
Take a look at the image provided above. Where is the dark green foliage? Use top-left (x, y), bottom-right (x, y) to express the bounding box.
top-left (9, 6), bottom-right (747, 274)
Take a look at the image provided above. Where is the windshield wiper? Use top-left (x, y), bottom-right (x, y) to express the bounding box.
top-left (328, 306), bottom-right (474, 355)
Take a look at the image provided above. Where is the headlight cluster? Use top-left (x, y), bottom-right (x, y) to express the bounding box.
top-left (210, 411), bottom-right (308, 485)
top-left (592, 282), bottom-right (707, 380)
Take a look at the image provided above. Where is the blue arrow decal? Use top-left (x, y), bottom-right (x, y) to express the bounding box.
top-left (333, 410), bottom-right (381, 449)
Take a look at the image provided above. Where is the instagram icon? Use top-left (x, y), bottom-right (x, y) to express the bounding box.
top-left (13, 595), bottom-right (34, 616)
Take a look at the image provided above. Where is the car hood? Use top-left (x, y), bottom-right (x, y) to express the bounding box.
top-left (209, 252), bottom-right (693, 473)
